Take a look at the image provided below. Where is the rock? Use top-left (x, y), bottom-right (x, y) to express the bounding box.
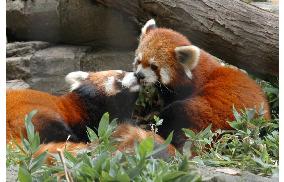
top-left (251, 2), bottom-right (279, 14)
top-left (6, 41), bottom-right (51, 80)
top-left (7, 56), bottom-right (31, 80)
top-left (7, 0), bottom-right (139, 49)
top-left (81, 50), bottom-right (134, 72)
top-left (196, 165), bottom-right (278, 182)
top-left (6, 80), bottom-right (30, 89)
top-left (28, 45), bottom-right (90, 94)
top-left (6, 165), bottom-right (18, 182)
top-left (7, 41), bottom-right (51, 57)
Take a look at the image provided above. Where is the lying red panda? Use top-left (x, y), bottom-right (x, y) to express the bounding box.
top-left (133, 19), bottom-right (271, 149)
top-left (7, 70), bottom-right (176, 159)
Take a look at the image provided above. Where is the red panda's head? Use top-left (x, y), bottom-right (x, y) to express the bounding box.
top-left (133, 19), bottom-right (201, 88)
top-left (65, 70), bottom-right (140, 95)
top-left (65, 70), bottom-right (140, 121)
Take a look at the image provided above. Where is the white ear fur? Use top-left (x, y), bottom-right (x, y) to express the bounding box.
top-left (65, 71), bottom-right (89, 91)
top-left (175, 45), bottom-right (200, 79)
top-left (175, 45), bottom-right (200, 70)
top-left (141, 19), bottom-right (156, 35)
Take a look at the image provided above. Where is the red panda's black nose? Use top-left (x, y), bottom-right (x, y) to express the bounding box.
top-left (134, 72), bottom-right (145, 80)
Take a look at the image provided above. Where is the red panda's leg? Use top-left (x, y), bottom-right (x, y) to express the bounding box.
top-left (158, 97), bottom-right (219, 150)
top-left (32, 115), bottom-right (79, 143)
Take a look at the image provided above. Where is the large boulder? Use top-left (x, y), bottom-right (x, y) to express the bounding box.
top-left (197, 166), bottom-right (278, 182)
top-left (81, 50), bottom-right (134, 72)
top-left (7, 0), bottom-right (139, 49)
top-left (6, 41), bottom-right (51, 80)
top-left (6, 80), bottom-right (30, 90)
top-left (6, 42), bottom-right (136, 94)
top-left (28, 45), bottom-right (90, 94)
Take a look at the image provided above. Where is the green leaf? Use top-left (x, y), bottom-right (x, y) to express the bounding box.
top-left (18, 166), bottom-right (32, 182)
top-left (87, 127), bottom-right (98, 142)
top-left (182, 128), bottom-right (196, 139)
top-left (64, 150), bottom-right (78, 164)
top-left (232, 106), bottom-right (241, 121)
top-left (178, 156), bottom-right (189, 172)
top-left (246, 108), bottom-right (256, 121)
top-left (116, 172), bottom-right (130, 182)
top-left (98, 112), bottom-right (110, 138)
top-left (138, 137), bottom-right (154, 158)
top-left (147, 131), bottom-right (173, 157)
top-left (29, 151), bottom-right (47, 173)
top-left (24, 110), bottom-right (38, 142)
top-left (182, 141), bottom-right (192, 159)
top-left (162, 171), bottom-right (187, 181)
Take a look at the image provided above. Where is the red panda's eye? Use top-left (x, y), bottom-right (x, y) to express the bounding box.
top-left (137, 60), bottom-right (142, 64)
top-left (151, 64), bottom-right (158, 70)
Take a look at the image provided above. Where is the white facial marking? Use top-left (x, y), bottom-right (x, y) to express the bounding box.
top-left (135, 65), bottom-right (158, 85)
top-left (65, 71), bottom-right (89, 91)
top-left (122, 72), bottom-right (140, 92)
top-left (104, 76), bottom-right (115, 95)
top-left (122, 72), bottom-right (137, 88)
top-left (130, 85), bottom-right (140, 92)
top-left (133, 53), bottom-right (142, 65)
top-left (142, 19), bottom-right (156, 35)
top-left (160, 68), bottom-right (171, 84)
top-left (149, 58), bottom-right (155, 64)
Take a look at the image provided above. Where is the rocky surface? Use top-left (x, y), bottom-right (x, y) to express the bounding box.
top-left (28, 45), bottom-right (90, 94)
top-left (251, 2), bottom-right (279, 14)
top-left (7, 0), bottom-right (139, 49)
top-left (81, 50), bottom-right (134, 72)
top-left (6, 80), bottom-right (30, 89)
top-left (6, 41), bottom-right (135, 94)
top-left (196, 166), bottom-right (278, 182)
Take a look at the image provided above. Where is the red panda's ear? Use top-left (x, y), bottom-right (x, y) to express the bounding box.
top-left (141, 19), bottom-right (157, 36)
top-left (65, 71), bottom-right (89, 91)
top-left (175, 45), bottom-right (200, 79)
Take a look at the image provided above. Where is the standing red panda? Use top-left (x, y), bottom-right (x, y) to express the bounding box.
top-left (133, 19), bottom-right (270, 149)
top-left (7, 70), bottom-right (176, 158)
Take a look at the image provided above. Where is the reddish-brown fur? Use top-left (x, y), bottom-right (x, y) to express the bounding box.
top-left (7, 70), bottom-right (176, 161)
top-left (31, 124), bottom-right (176, 164)
top-left (7, 89), bottom-right (85, 142)
top-left (135, 26), bottom-right (270, 149)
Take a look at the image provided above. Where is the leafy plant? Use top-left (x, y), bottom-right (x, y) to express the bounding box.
top-left (7, 111), bottom-right (201, 182)
top-left (183, 106), bottom-right (279, 176)
top-left (256, 78), bottom-right (279, 119)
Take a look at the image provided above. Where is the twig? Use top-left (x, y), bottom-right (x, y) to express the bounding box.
top-left (57, 148), bottom-right (74, 182)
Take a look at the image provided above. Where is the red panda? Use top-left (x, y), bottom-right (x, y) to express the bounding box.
top-left (7, 70), bottom-right (176, 160)
top-left (133, 19), bottom-right (271, 149)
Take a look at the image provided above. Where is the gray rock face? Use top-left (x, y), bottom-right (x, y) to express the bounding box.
top-left (251, 2), bottom-right (279, 14)
top-left (6, 41), bottom-right (136, 94)
top-left (6, 41), bottom-right (51, 80)
top-left (197, 166), bottom-right (278, 182)
top-left (28, 45), bottom-right (90, 94)
top-left (7, 41), bottom-right (51, 57)
top-left (81, 50), bottom-right (134, 72)
top-left (7, 0), bottom-right (139, 49)
top-left (7, 56), bottom-right (31, 80)
top-left (6, 80), bottom-right (30, 89)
